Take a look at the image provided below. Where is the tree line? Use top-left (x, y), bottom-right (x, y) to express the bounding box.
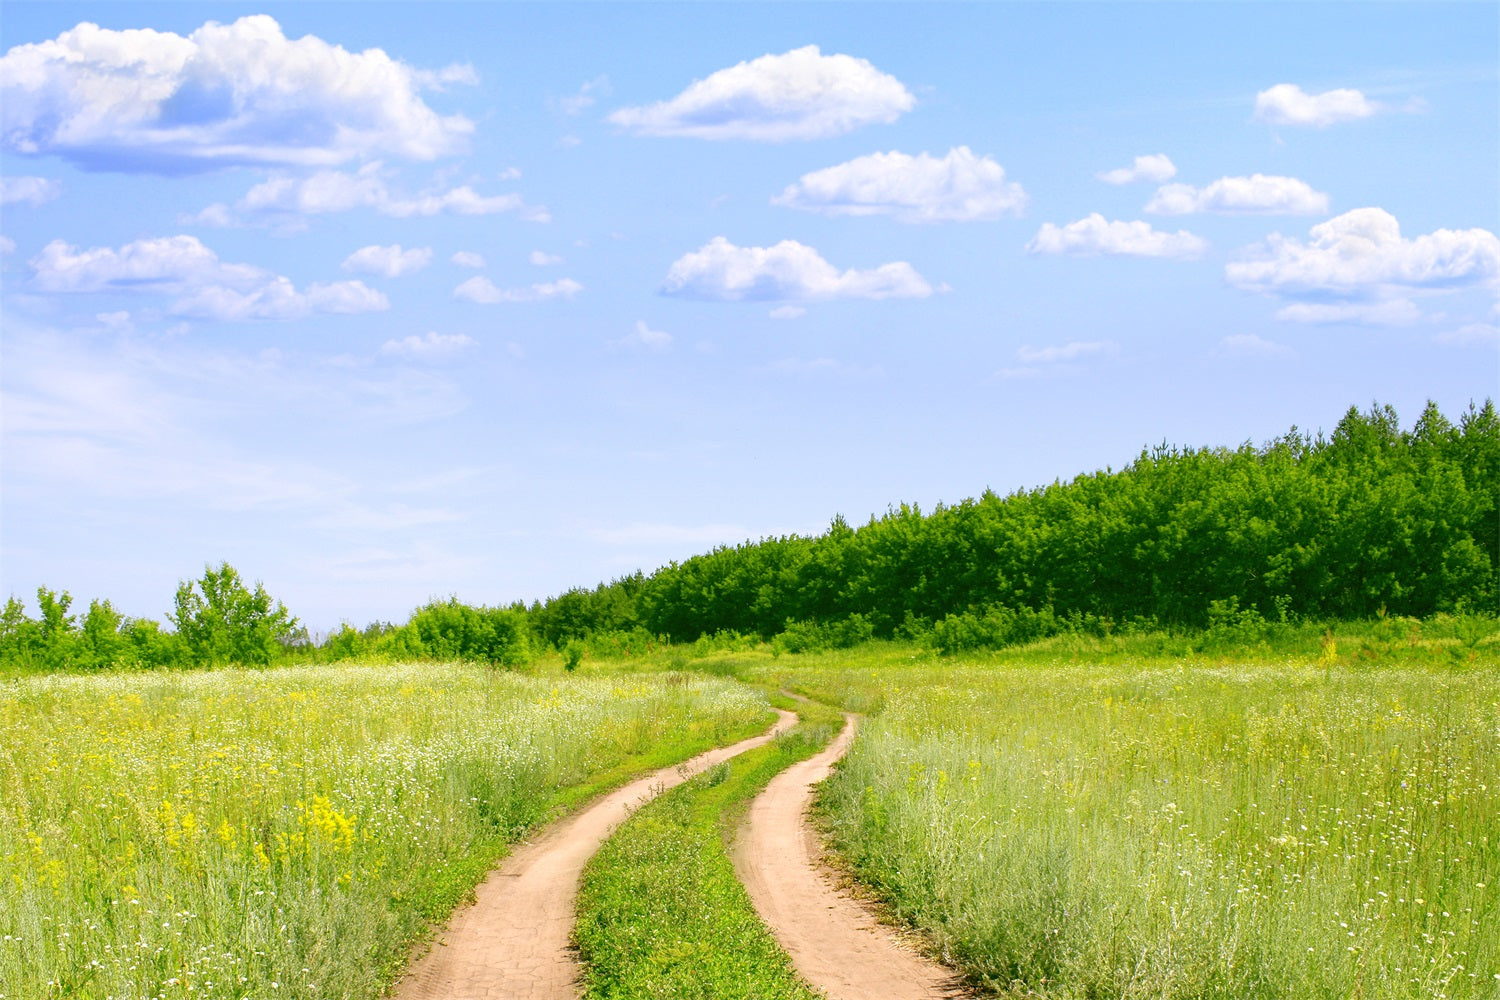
top-left (2, 400), bottom-right (1494, 672)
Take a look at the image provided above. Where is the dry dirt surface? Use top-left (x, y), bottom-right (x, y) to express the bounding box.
top-left (394, 708), bottom-right (798, 1000)
top-left (734, 715), bottom-right (969, 1000)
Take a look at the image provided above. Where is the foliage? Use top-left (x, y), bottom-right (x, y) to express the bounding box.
top-left (170, 562), bottom-right (299, 667)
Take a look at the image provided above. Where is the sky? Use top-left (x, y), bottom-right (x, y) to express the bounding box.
top-left (1, 2), bottom-right (1496, 632)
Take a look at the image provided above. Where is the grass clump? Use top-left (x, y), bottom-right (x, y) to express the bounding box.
top-left (0, 662), bottom-right (772, 999)
top-left (575, 713), bottom-right (838, 999)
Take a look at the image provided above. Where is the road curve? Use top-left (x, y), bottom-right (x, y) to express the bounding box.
top-left (395, 708), bottom-right (799, 1000)
top-left (734, 714), bottom-right (967, 1000)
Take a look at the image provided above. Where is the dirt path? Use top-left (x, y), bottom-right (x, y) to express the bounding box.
top-left (395, 709), bottom-right (798, 1000)
top-left (734, 715), bottom-right (967, 1000)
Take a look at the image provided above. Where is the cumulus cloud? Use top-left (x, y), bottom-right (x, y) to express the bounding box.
top-left (613, 320), bottom-right (672, 351)
top-left (1096, 154), bottom-right (1176, 185)
top-left (380, 331), bottom-right (476, 360)
top-left (662, 237), bottom-right (931, 302)
top-left (450, 251), bottom-right (485, 269)
top-left (194, 164), bottom-right (550, 224)
top-left (1027, 215), bottom-right (1207, 259)
top-left (453, 276), bottom-right (583, 304)
top-left (0, 15), bottom-right (473, 172)
top-left (28, 234), bottom-right (387, 320)
top-left (1146, 175), bottom-right (1329, 215)
top-left (0, 235), bottom-right (16, 255)
top-left (772, 147), bottom-right (1025, 223)
top-left (1226, 208), bottom-right (1500, 301)
top-left (341, 244), bottom-right (432, 278)
top-left (529, 250), bottom-right (563, 266)
top-left (1274, 300), bottom-right (1422, 326)
top-left (550, 76), bottom-right (609, 116)
top-left (1219, 334), bottom-right (1296, 359)
top-left (1254, 84), bottom-right (1379, 127)
top-left (608, 45), bottom-right (914, 141)
top-left (0, 175), bottom-right (60, 205)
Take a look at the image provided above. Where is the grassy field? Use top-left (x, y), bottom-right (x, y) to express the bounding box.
top-left (0, 662), bottom-right (771, 999)
top-left (752, 651), bottom-right (1499, 999)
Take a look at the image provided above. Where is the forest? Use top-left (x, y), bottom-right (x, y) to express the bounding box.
top-left (2, 400), bottom-right (1495, 672)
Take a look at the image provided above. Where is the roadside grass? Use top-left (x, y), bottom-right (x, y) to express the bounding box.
top-left (0, 662), bottom-right (772, 999)
top-left (574, 706), bottom-right (841, 1000)
top-left (757, 651), bottom-right (1499, 999)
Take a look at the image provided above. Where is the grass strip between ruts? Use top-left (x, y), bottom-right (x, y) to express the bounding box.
top-left (574, 705), bottom-right (842, 999)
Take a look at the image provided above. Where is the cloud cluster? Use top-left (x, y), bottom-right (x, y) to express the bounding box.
top-left (1226, 208), bottom-right (1500, 298)
top-left (1027, 215), bottom-right (1207, 259)
top-left (30, 234), bottom-right (388, 320)
top-left (380, 331), bottom-right (476, 360)
top-left (191, 164), bottom-right (548, 225)
top-left (453, 276), bottom-right (583, 304)
top-left (773, 147), bottom-right (1026, 223)
top-left (1146, 174), bottom-right (1329, 215)
top-left (0, 175), bottom-right (60, 205)
top-left (1254, 83), bottom-right (1378, 127)
top-left (661, 237), bottom-right (933, 302)
top-left (342, 244), bottom-right (432, 278)
top-left (608, 45), bottom-right (914, 141)
top-left (0, 16), bottom-right (474, 172)
top-left (1097, 154), bottom-right (1177, 185)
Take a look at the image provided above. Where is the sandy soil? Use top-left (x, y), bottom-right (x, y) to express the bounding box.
top-left (734, 715), bottom-right (968, 1000)
top-left (394, 708), bottom-right (798, 1000)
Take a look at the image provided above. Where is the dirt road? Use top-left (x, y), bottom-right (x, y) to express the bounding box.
top-left (734, 715), bottom-right (967, 1000)
top-left (395, 709), bottom-right (798, 1000)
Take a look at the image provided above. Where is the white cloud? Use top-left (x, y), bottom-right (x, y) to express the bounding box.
top-left (0, 235), bottom-right (17, 255)
top-left (1146, 175), bottom-right (1329, 215)
top-left (1254, 83), bottom-right (1379, 127)
top-left (1219, 334), bottom-right (1296, 359)
top-left (95, 310), bottom-right (134, 332)
top-left (0, 175), bottom-right (60, 205)
top-left (1097, 154), bottom-right (1176, 185)
top-left (28, 234), bottom-right (388, 320)
top-left (342, 244), bottom-right (433, 278)
top-left (1274, 300), bottom-right (1422, 326)
top-left (661, 236), bottom-right (932, 302)
top-left (1226, 208), bottom-right (1500, 299)
top-left (212, 164), bottom-right (550, 222)
top-left (450, 251), bottom-right (485, 269)
top-left (380, 331), bottom-right (476, 360)
top-left (529, 250), bottom-right (563, 266)
top-left (1028, 215), bottom-right (1207, 259)
top-left (613, 320), bottom-right (672, 351)
top-left (1016, 340), bottom-right (1119, 364)
top-left (0, 16), bottom-right (473, 172)
top-left (608, 45), bottom-right (914, 141)
top-left (551, 76), bottom-right (609, 116)
top-left (773, 147), bottom-right (1026, 223)
top-left (769, 305), bottom-right (806, 320)
top-left (453, 276), bottom-right (583, 304)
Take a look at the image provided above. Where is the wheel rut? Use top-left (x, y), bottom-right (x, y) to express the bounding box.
top-left (394, 709), bottom-right (798, 1000)
top-left (734, 714), bottom-right (969, 1000)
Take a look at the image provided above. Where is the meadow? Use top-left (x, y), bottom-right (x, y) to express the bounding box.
top-left (0, 663), bottom-right (770, 999)
top-left (755, 651), bottom-right (1499, 999)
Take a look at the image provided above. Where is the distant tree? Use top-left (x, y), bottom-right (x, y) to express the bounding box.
top-left (170, 563), bottom-right (299, 667)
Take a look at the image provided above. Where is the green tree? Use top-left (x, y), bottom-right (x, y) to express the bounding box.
top-left (170, 563), bottom-right (299, 667)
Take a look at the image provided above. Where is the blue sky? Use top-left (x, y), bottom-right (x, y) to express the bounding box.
top-left (2, 2), bottom-right (1496, 631)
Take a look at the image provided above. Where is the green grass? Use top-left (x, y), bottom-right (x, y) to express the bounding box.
top-left (574, 709), bottom-right (841, 1000)
top-left (753, 652), bottom-right (1499, 999)
top-left (0, 662), bottom-right (772, 999)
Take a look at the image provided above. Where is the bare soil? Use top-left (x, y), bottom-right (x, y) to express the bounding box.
top-left (394, 709), bottom-right (798, 1000)
top-left (733, 715), bottom-right (969, 1000)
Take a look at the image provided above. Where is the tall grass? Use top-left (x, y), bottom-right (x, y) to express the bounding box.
top-left (781, 657), bottom-right (1498, 999)
top-left (0, 662), bottom-right (769, 999)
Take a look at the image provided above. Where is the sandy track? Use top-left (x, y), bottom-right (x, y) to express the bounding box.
top-left (734, 715), bottom-right (967, 1000)
top-left (395, 709), bottom-right (798, 1000)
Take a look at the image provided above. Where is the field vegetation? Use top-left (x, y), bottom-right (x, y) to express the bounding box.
top-left (0, 663), bottom-right (770, 999)
top-left (752, 649), bottom-right (1499, 999)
